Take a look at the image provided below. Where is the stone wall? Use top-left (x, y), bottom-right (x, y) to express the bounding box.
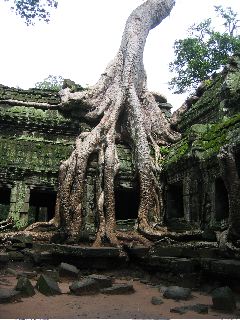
top-left (162, 54), bottom-right (240, 236)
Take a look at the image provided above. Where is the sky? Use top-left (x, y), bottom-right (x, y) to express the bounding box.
top-left (0, 0), bottom-right (239, 110)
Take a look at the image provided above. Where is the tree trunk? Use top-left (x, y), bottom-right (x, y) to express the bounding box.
top-left (28, 0), bottom-right (180, 245)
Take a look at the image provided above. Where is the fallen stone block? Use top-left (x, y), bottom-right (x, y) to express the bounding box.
top-left (163, 286), bottom-right (191, 300)
top-left (170, 306), bottom-right (186, 314)
top-left (212, 286), bottom-right (236, 312)
top-left (158, 285), bottom-right (168, 293)
top-left (151, 296), bottom-right (163, 305)
top-left (190, 304), bottom-right (209, 314)
top-left (59, 262), bottom-right (79, 278)
top-left (44, 269), bottom-right (59, 282)
top-left (170, 304), bottom-right (208, 315)
top-left (88, 274), bottom-right (112, 289)
top-left (36, 274), bottom-right (61, 296)
top-left (69, 279), bottom-right (99, 295)
top-left (0, 288), bottom-right (21, 303)
top-left (100, 284), bottom-right (135, 295)
top-left (15, 277), bottom-right (35, 297)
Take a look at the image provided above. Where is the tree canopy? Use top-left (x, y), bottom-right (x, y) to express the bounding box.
top-left (169, 5), bottom-right (240, 94)
top-left (35, 75), bottom-right (63, 91)
top-left (4, 0), bottom-right (58, 25)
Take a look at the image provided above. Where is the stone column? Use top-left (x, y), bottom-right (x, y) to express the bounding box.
top-left (9, 181), bottom-right (30, 228)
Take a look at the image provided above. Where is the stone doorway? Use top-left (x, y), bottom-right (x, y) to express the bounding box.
top-left (0, 187), bottom-right (11, 221)
top-left (28, 189), bottom-right (56, 223)
top-left (114, 188), bottom-right (139, 221)
top-left (215, 178), bottom-right (229, 221)
top-left (166, 182), bottom-right (184, 219)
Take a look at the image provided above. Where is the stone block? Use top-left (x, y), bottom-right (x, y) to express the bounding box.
top-left (212, 286), bottom-right (236, 312)
top-left (0, 288), bottom-right (21, 303)
top-left (69, 279), bottom-right (99, 295)
top-left (32, 251), bottom-right (52, 264)
top-left (163, 286), bottom-right (192, 300)
top-left (44, 269), bottom-right (59, 282)
top-left (100, 284), bottom-right (135, 295)
top-left (59, 262), bottom-right (79, 278)
top-left (15, 276), bottom-right (35, 297)
top-left (170, 304), bottom-right (208, 315)
top-left (36, 274), bottom-right (61, 296)
top-left (88, 274), bottom-right (112, 289)
top-left (151, 296), bottom-right (163, 305)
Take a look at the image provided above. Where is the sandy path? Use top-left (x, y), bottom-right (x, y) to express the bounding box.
top-left (0, 275), bottom-right (237, 319)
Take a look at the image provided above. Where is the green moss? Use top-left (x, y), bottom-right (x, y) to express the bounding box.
top-left (161, 139), bottom-right (189, 167)
top-left (0, 106), bottom-right (71, 126)
top-left (159, 146), bottom-right (170, 155)
top-left (0, 135), bottom-right (73, 173)
top-left (178, 75), bottom-right (223, 130)
top-left (0, 85), bottom-right (61, 104)
top-left (9, 181), bottom-right (29, 229)
top-left (162, 113), bottom-right (240, 168)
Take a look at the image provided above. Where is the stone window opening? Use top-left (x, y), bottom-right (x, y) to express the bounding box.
top-left (0, 187), bottom-right (11, 221)
top-left (215, 178), bottom-right (229, 221)
top-left (114, 188), bottom-right (139, 221)
top-left (166, 182), bottom-right (184, 219)
top-left (29, 189), bottom-right (56, 223)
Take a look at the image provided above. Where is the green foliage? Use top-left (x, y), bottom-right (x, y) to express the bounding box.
top-left (159, 145), bottom-right (169, 155)
top-left (35, 75), bottom-right (64, 91)
top-left (169, 6), bottom-right (240, 93)
top-left (4, 0), bottom-right (58, 25)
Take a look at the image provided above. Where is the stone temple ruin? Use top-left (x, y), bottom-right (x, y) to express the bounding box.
top-left (0, 55), bottom-right (240, 284)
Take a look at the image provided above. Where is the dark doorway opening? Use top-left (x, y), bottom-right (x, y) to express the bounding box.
top-left (215, 178), bottom-right (229, 221)
top-left (166, 182), bottom-right (184, 219)
top-left (0, 187), bottom-right (11, 221)
top-left (29, 189), bottom-right (56, 223)
top-left (115, 188), bottom-right (139, 220)
top-left (235, 151), bottom-right (240, 179)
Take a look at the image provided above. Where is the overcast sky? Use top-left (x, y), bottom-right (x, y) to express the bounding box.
top-left (0, 0), bottom-right (239, 110)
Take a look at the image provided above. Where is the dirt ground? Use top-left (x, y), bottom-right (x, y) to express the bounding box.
top-left (0, 263), bottom-right (238, 319)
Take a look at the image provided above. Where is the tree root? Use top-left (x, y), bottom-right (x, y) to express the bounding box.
top-left (0, 217), bottom-right (14, 231)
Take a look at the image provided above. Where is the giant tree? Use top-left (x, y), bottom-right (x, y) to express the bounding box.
top-left (26, 0), bottom-right (181, 245)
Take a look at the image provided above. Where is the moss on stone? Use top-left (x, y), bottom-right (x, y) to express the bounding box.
top-left (0, 106), bottom-right (72, 126)
top-left (0, 135), bottom-right (73, 174)
top-left (162, 113), bottom-right (240, 168)
top-left (178, 75), bottom-right (223, 131)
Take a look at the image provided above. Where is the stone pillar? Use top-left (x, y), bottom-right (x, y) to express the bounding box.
top-left (83, 174), bottom-right (97, 234)
top-left (9, 181), bottom-right (30, 228)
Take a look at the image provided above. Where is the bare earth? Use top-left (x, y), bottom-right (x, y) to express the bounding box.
top-left (0, 264), bottom-right (238, 319)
